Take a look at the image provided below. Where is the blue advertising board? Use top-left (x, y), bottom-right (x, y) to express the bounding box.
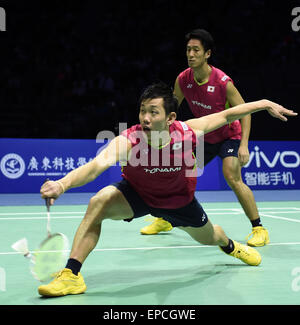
top-left (198, 140), bottom-right (300, 191)
top-left (0, 138), bottom-right (121, 194)
top-left (241, 141), bottom-right (300, 190)
top-left (0, 138), bottom-right (299, 193)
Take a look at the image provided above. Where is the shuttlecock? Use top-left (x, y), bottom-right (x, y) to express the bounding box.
top-left (11, 238), bottom-right (32, 259)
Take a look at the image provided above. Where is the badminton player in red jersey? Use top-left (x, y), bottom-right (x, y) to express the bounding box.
top-left (141, 29), bottom-right (268, 246)
top-left (38, 82), bottom-right (296, 297)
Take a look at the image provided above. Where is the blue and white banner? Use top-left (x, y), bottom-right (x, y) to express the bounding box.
top-left (0, 138), bottom-right (299, 193)
top-left (199, 140), bottom-right (300, 191)
top-left (241, 141), bottom-right (300, 190)
top-left (0, 138), bottom-right (121, 194)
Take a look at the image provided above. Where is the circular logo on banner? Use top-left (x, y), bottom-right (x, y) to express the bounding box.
top-left (0, 153), bottom-right (26, 179)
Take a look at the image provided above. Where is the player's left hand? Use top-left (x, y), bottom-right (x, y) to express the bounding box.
top-left (265, 100), bottom-right (298, 121)
top-left (238, 145), bottom-right (249, 167)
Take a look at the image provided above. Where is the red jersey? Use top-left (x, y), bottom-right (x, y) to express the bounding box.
top-left (177, 65), bottom-right (242, 144)
top-left (121, 121), bottom-right (197, 209)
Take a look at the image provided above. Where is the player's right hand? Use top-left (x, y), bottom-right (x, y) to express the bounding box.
top-left (40, 180), bottom-right (63, 204)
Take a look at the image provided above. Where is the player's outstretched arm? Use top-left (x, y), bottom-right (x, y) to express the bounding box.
top-left (185, 99), bottom-right (297, 135)
top-left (40, 135), bottom-right (131, 202)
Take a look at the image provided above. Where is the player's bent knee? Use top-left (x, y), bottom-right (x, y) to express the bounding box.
top-left (87, 195), bottom-right (109, 221)
top-left (89, 194), bottom-right (104, 208)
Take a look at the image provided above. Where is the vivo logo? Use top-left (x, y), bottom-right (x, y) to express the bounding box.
top-left (244, 146), bottom-right (300, 168)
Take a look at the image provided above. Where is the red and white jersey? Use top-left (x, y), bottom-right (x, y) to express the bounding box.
top-left (121, 121), bottom-right (198, 209)
top-left (177, 65), bottom-right (242, 144)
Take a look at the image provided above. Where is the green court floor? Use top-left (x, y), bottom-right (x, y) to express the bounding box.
top-left (0, 201), bottom-right (300, 305)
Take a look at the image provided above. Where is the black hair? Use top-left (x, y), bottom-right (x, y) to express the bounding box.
top-left (185, 29), bottom-right (215, 54)
top-left (138, 82), bottom-right (178, 115)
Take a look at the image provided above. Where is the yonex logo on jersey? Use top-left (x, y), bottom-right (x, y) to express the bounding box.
top-left (221, 75), bottom-right (229, 82)
top-left (207, 86), bottom-right (215, 92)
top-left (187, 84), bottom-right (193, 88)
top-left (227, 149), bottom-right (234, 153)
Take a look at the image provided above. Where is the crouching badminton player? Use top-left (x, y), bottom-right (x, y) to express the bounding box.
top-left (39, 82), bottom-right (297, 297)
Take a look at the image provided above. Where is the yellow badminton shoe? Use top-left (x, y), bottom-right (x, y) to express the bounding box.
top-left (246, 226), bottom-right (270, 247)
top-left (226, 240), bottom-right (262, 266)
top-left (140, 217), bottom-right (173, 235)
top-left (38, 268), bottom-right (86, 297)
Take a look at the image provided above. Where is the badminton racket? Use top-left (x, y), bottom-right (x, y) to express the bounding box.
top-left (30, 194), bottom-right (69, 282)
top-left (12, 179), bottom-right (70, 282)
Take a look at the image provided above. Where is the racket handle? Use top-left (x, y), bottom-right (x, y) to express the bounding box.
top-left (44, 178), bottom-right (52, 235)
top-left (45, 198), bottom-right (51, 211)
top-left (44, 178), bottom-right (51, 212)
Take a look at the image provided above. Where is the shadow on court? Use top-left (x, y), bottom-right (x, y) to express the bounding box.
top-left (82, 263), bottom-right (248, 304)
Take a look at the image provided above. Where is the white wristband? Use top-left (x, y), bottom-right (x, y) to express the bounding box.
top-left (56, 180), bottom-right (65, 194)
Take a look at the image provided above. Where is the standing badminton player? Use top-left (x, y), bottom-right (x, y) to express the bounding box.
top-left (141, 29), bottom-right (268, 247)
top-left (39, 83), bottom-right (296, 296)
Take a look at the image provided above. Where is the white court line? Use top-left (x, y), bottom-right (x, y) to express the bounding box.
top-left (0, 208), bottom-right (299, 220)
top-left (0, 212), bottom-right (249, 221)
top-left (0, 216), bottom-right (83, 220)
top-left (260, 211), bottom-right (300, 214)
top-left (1, 242), bottom-right (300, 256)
top-left (0, 211), bottom-right (84, 216)
top-left (1, 207), bottom-right (298, 216)
top-left (258, 207), bottom-right (300, 210)
top-left (0, 211), bottom-right (242, 220)
top-left (1, 208), bottom-right (300, 214)
top-left (205, 207), bottom-right (299, 211)
top-left (260, 213), bottom-right (300, 223)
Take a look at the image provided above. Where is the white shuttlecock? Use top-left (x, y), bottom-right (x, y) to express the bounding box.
top-left (11, 238), bottom-right (31, 258)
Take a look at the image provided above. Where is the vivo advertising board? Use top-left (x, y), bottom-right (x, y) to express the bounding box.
top-left (201, 141), bottom-right (300, 191)
top-left (241, 141), bottom-right (300, 190)
top-left (0, 138), bottom-right (299, 193)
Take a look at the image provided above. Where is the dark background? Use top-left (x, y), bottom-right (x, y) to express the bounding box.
top-left (0, 0), bottom-right (299, 140)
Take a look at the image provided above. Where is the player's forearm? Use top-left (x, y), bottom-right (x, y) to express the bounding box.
top-left (225, 100), bottom-right (268, 124)
top-left (57, 136), bottom-right (130, 192)
top-left (58, 159), bottom-right (106, 192)
top-left (186, 99), bottom-right (295, 136)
